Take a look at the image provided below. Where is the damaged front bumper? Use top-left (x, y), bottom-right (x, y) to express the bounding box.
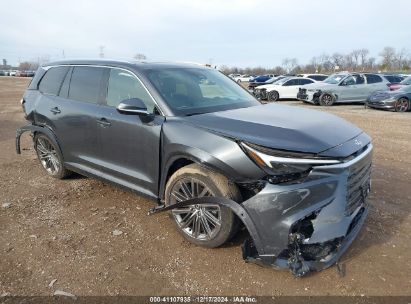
top-left (151, 144), bottom-right (373, 277)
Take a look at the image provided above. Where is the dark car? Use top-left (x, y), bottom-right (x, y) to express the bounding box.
top-left (248, 74), bottom-right (276, 90)
top-left (388, 76), bottom-right (411, 91)
top-left (16, 60), bottom-right (373, 277)
top-left (366, 85), bottom-right (411, 112)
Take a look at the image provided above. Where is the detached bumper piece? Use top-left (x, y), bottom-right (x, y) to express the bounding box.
top-left (242, 206), bottom-right (368, 277)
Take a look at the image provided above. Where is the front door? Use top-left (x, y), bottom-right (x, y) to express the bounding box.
top-left (96, 68), bottom-right (164, 198)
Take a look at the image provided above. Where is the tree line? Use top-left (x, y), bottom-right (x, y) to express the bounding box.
top-left (219, 46), bottom-right (411, 75)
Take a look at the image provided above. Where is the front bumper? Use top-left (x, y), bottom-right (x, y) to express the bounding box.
top-left (297, 89), bottom-right (319, 104)
top-left (366, 99), bottom-right (396, 109)
top-left (150, 144), bottom-right (373, 277)
top-left (241, 143), bottom-right (372, 276)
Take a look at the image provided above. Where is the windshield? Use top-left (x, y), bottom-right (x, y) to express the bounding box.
top-left (144, 67), bottom-right (260, 116)
top-left (323, 74), bottom-right (347, 84)
top-left (400, 76), bottom-right (411, 85)
top-left (272, 77), bottom-right (291, 85)
top-left (265, 76), bottom-right (287, 84)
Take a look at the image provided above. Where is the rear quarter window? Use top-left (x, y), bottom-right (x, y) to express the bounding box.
top-left (68, 66), bottom-right (106, 104)
top-left (38, 66), bottom-right (69, 95)
top-left (366, 74), bottom-right (383, 84)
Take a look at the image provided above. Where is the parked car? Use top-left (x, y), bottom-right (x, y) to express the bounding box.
top-left (250, 76), bottom-right (288, 96)
top-left (233, 74), bottom-right (254, 83)
top-left (9, 70), bottom-right (17, 76)
top-left (16, 60), bottom-right (372, 277)
top-left (388, 76), bottom-right (411, 91)
top-left (228, 73), bottom-right (241, 79)
top-left (297, 72), bottom-right (390, 105)
top-left (247, 74), bottom-right (277, 90)
top-left (366, 85), bottom-right (411, 112)
top-left (297, 74), bottom-right (328, 81)
top-left (256, 76), bottom-right (315, 101)
top-left (0, 70), bottom-right (7, 76)
top-left (383, 74), bottom-right (404, 85)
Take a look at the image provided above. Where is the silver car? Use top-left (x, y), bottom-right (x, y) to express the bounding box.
top-left (297, 72), bottom-right (390, 105)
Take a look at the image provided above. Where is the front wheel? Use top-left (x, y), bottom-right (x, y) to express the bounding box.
top-left (394, 98), bottom-right (410, 112)
top-left (165, 164), bottom-right (241, 248)
top-left (267, 90), bottom-right (279, 102)
top-left (319, 93), bottom-right (335, 106)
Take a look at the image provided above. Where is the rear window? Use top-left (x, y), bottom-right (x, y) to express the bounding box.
top-left (68, 67), bottom-right (106, 104)
top-left (38, 66), bottom-right (69, 95)
top-left (384, 75), bottom-right (402, 83)
top-left (366, 74), bottom-right (383, 84)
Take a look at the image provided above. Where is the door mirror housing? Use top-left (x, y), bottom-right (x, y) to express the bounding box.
top-left (117, 98), bottom-right (149, 115)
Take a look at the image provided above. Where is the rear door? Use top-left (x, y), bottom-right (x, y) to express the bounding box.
top-left (53, 66), bottom-right (107, 171)
top-left (365, 74), bottom-right (387, 93)
top-left (96, 68), bottom-right (164, 197)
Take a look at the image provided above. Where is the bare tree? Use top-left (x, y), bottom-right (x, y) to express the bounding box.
top-left (282, 58), bottom-right (298, 73)
top-left (379, 46), bottom-right (396, 71)
top-left (359, 48), bottom-right (369, 70)
top-left (134, 53), bottom-right (147, 60)
top-left (395, 48), bottom-right (410, 70)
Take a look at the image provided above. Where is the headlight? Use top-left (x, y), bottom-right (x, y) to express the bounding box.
top-left (240, 142), bottom-right (341, 184)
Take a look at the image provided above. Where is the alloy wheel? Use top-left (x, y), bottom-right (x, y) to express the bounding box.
top-left (395, 98), bottom-right (409, 112)
top-left (36, 137), bottom-right (61, 175)
top-left (169, 178), bottom-right (221, 241)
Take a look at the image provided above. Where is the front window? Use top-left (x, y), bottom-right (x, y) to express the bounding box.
top-left (143, 68), bottom-right (260, 116)
top-left (106, 69), bottom-right (156, 113)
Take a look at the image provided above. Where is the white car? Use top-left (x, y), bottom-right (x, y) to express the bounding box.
top-left (233, 74), bottom-right (254, 83)
top-left (254, 77), bottom-right (315, 101)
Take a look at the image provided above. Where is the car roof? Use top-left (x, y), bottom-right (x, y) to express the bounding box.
top-left (43, 59), bottom-right (213, 71)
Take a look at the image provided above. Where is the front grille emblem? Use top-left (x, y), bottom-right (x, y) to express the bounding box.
top-left (354, 139), bottom-right (363, 146)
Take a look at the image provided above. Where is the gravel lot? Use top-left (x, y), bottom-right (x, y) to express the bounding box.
top-left (1, 77), bottom-right (410, 296)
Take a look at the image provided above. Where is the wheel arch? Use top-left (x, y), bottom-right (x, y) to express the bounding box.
top-left (16, 124), bottom-right (63, 157)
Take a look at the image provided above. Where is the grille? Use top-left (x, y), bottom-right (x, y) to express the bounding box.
top-left (346, 151), bottom-right (372, 215)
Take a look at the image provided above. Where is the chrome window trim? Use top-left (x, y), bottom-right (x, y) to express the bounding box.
top-left (42, 64), bottom-right (165, 116)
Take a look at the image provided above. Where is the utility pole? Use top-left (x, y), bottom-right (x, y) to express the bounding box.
top-left (99, 46), bottom-right (105, 58)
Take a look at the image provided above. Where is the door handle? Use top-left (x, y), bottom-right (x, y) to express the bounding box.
top-left (97, 118), bottom-right (111, 127)
top-left (50, 107), bottom-right (61, 114)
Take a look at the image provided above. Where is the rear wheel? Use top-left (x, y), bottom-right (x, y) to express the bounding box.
top-left (267, 90), bottom-right (279, 102)
top-left (394, 98), bottom-right (409, 112)
top-left (34, 134), bottom-right (71, 179)
top-left (165, 164), bottom-right (241, 248)
top-left (319, 93), bottom-right (335, 106)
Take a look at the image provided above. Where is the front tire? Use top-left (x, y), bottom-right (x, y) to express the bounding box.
top-left (319, 93), bottom-right (335, 106)
top-left (34, 134), bottom-right (71, 179)
top-left (267, 90), bottom-right (279, 102)
top-left (394, 98), bottom-right (410, 112)
top-left (165, 164), bottom-right (241, 248)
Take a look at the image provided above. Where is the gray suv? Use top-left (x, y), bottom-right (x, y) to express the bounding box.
top-left (297, 72), bottom-right (390, 105)
top-left (17, 60), bottom-right (373, 276)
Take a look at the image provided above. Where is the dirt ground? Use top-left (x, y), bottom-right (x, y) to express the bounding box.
top-left (0, 77), bottom-right (410, 297)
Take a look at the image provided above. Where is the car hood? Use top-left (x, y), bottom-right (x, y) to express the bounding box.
top-left (182, 103), bottom-right (366, 157)
top-left (303, 82), bottom-right (334, 91)
top-left (369, 88), bottom-right (410, 101)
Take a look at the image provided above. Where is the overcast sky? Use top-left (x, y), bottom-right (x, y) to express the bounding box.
top-left (1, 0), bottom-right (410, 67)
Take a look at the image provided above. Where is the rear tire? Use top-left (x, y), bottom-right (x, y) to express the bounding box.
top-left (319, 93), bottom-right (335, 106)
top-left (34, 134), bottom-right (71, 179)
top-left (165, 164), bottom-right (241, 248)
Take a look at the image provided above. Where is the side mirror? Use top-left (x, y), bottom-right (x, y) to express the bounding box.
top-left (117, 98), bottom-right (149, 115)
